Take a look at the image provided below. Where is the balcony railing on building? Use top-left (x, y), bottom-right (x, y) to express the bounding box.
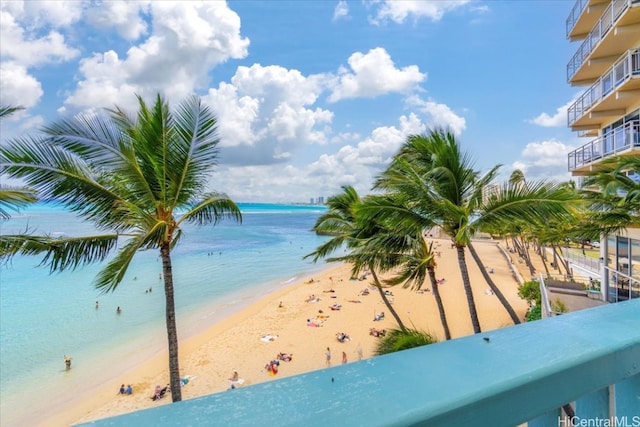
top-left (566, 0), bottom-right (589, 37)
top-left (567, 0), bottom-right (632, 82)
top-left (567, 48), bottom-right (640, 127)
top-left (568, 119), bottom-right (640, 171)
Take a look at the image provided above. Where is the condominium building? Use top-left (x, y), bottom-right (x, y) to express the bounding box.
top-left (565, 0), bottom-right (640, 302)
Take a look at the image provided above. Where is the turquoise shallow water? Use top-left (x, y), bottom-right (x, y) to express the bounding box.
top-left (0, 202), bottom-right (329, 426)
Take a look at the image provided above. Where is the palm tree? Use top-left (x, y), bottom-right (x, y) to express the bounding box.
top-left (357, 193), bottom-right (451, 339)
top-left (0, 94), bottom-right (242, 402)
top-left (373, 129), bottom-right (575, 333)
top-left (305, 186), bottom-right (407, 331)
top-left (386, 232), bottom-right (452, 340)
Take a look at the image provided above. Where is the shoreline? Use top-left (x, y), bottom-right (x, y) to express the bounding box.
top-left (53, 239), bottom-right (527, 426)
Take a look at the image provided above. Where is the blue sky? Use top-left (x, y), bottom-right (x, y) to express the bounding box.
top-left (0, 0), bottom-right (582, 203)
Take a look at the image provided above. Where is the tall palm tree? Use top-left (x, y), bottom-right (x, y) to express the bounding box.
top-left (305, 186), bottom-right (407, 331)
top-left (0, 94), bottom-right (242, 401)
top-left (372, 129), bottom-right (575, 334)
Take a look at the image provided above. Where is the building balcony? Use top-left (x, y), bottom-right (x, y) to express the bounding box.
top-left (78, 300), bottom-right (640, 427)
top-left (566, 0), bottom-right (609, 40)
top-left (568, 48), bottom-right (640, 130)
top-left (567, 0), bottom-right (640, 84)
top-left (568, 119), bottom-right (640, 174)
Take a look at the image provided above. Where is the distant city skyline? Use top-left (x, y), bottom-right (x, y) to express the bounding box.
top-left (1, 1), bottom-right (579, 203)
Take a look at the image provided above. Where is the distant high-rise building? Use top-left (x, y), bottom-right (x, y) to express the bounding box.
top-left (565, 0), bottom-right (639, 303)
top-left (317, 196), bottom-right (324, 205)
top-left (310, 198), bottom-right (315, 204)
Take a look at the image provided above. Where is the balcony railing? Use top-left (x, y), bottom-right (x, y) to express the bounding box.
top-left (567, 48), bottom-right (640, 126)
top-left (568, 119), bottom-right (640, 170)
top-left (566, 0), bottom-right (589, 37)
top-left (562, 248), bottom-right (603, 272)
top-left (567, 0), bottom-right (631, 82)
top-left (77, 300), bottom-right (640, 427)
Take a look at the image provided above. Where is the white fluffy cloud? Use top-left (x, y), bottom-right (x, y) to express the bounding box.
top-left (511, 139), bottom-right (573, 182)
top-left (529, 98), bottom-right (575, 127)
top-left (333, 0), bottom-right (349, 21)
top-left (203, 64), bottom-right (332, 165)
top-left (368, 0), bottom-right (471, 24)
top-left (64, 2), bottom-right (250, 112)
top-left (85, 1), bottom-right (150, 40)
top-left (327, 48), bottom-right (425, 102)
top-left (2, 0), bottom-right (84, 28)
top-left (0, 10), bottom-right (80, 68)
top-left (406, 95), bottom-right (466, 135)
top-left (0, 62), bottom-right (43, 108)
top-left (209, 113), bottom-right (430, 203)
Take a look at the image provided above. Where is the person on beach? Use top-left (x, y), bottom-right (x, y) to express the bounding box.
top-left (325, 347), bottom-right (331, 366)
top-left (342, 351), bottom-right (347, 364)
top-left (64, 355), bottom-right (72, 370)
top-left (119, 384), bottom-right (125, 394)
top-left (126, 384), bottom-right (133, 395)
top-left (116, 306), bottom-right (122, 314)
top-left (229, 370), bottom-right (239, 382)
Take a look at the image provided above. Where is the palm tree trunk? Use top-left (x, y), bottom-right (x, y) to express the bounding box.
top-left (540, 245), bottom-right (551, 276)
top-left (468, 243), bottom-right (521, 325)
top-left (370, 269), bottom-right (407, 332)
top-left (427, 266), bottom-right (451, 340)
top-left (551, 244), bottom-right (571, 276)
top-left (456, 245), bottom-right (481, 334)
top-left (522, 241), bottom-right (536, 276)
top-left (160, 244), bottom-right (182, 402)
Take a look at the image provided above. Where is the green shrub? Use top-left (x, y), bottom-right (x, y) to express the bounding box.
top-left (525, 305), bottom-right (542, 322)
top-left (518, 280), bottom-right (541, 306)
top-left (374, 328), bottom-right (438, 356)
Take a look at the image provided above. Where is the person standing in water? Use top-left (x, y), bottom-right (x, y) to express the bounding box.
top-left (64, 355), bottom-right (72, 370)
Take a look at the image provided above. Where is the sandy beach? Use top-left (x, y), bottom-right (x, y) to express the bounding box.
top-left (51, 238), bottom-right (528, 426)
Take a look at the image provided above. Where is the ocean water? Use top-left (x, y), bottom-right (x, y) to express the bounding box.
top-left (0, 202), bottom-right (330, 426)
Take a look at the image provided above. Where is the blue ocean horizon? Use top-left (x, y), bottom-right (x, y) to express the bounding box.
top-left (0, 202), bottom-right (330, 426)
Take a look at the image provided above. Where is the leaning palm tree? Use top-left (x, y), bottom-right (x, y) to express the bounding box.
top-left (359, 193), bottom-right (451, 340)
top-left (305, 186), bottom-right (407, 331)
top-left (0, 94), bottom-right (242, 402)
top-left (372, 129), bottom-right (575, 334)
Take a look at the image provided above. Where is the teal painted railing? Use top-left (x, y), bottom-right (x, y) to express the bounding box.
top-left (79, 300), bottom-right (640, 427)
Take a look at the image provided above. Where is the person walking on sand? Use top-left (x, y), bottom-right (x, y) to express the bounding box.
top-left (342, 351), bottom-right (347, 364)
top-left (325, 347), bottom-right (331, 366)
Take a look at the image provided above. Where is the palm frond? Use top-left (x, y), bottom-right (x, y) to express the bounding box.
top-left (0, 233), bottom-right (118, 271)
top-left (178, 192), bottom-right (242, 226)
top-left (0, 105), bottom-right (24, 119)
top-left (0, 186), bottom-right (37, 219)
top-left (95, 236), bottom-right (146, 293)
